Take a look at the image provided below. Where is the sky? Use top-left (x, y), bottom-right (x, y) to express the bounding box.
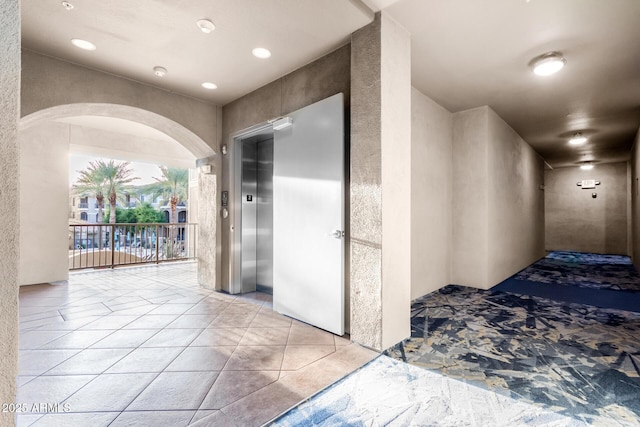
top-left (69, 153), bottom-right (164, 187)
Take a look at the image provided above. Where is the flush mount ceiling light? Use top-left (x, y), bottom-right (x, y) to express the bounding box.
top-left (569, 132), bottom-right (587, 145)
top-left (61, 1), bottom-right (74, 10)
top-left (71, 38), bottom-right (96, 51)
top-left (153, 66), bottom-right (167, 77)
top-left (580, 162), bottom-right (594, 171)
top-left (196, 19), bottom-right (215, 34)
top-left (531, 52), bottom-right (566, 76)
top-left (252, 47), bottom-right (271, 59)
top-left (201, 82), bottom-right (218, 90)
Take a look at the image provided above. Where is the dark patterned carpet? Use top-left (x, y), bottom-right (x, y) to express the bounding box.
top-left (386, 252), bottom-right (640, 426)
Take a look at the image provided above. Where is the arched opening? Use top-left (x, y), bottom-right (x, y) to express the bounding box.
top-left (19, 103), bottom-right (218, 287)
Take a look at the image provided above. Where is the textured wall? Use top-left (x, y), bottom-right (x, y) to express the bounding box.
top-left (19, 122), bottom-right (69, 285)
top-left (632, 129), bottom-right (640, 268)
top-left (411, 88), bottom-right (453, 299)
top-left (198, 172), bottom-right (218, 289)
top-left (452, 106), bottom-right (545, 289)
top-left (0, 0), bottom-right (20, 424)
top-left (452, 107), bottom-right (490, 287)
top-left (351, 12), bottom-right (411, 350)
top-left (486, 108), bottom-right (545, 285)
top-left (546, 162), bottom-right (629, 255)
top-left (220, 45), bottom-right (351, 300)
top-left (21, 51), bottom-right (219, 153)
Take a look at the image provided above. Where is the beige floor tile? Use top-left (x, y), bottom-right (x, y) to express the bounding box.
top-left (165, 314), bottom-right (216, 329)
top-left (250, 312), bottom-right (293, 328)
top-left (140, 328), bottom-right (202, 347)
top-left (17, 375), bottom-right (95, 407)
top-left (18, 349), bottom-right (81, 376)
top-left (190, 409), bottom-right (239, 426)
top-left (45, 348), bottom-right (132, 375)
top-left (29, 412), bottom-right (119, 427)
top-left (127, 371), bottom-right (219, 411)
top-left (123, 314), bottom-right (180, 329)
top-left (166, 346), bottom-right (234, 371)
top-left (239, 328), bottom-right (290, 346)
top-left (281, 345), bottom-right (336, 371)
top-left (106, 347), bottom-right (184, 373)
top-left (191, 328), bottom-right (246, 346)
top-left (80, 315), bottom-right (140, 330)
top-left (199, 370), bottom-right (280, 410)
top-left (225, 346), bottom-right (286, 371)
top-left (19, 330), bottom-right (70, 350)
top-left (148, 303), bottom-right (196, 315)
top-left (109, 410), bottom-right (194, 427)
top-left (63, 373), bottom-right (157, 412)
top-left (287, 324), bottom-right (335, 345)
top-left (90, 329), bottom-right (158, 349)
top-left (39, 330), bottom-right (116, 349)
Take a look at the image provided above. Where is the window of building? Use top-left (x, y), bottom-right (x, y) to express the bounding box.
top-left (80, 212), bottom-right (88, 221)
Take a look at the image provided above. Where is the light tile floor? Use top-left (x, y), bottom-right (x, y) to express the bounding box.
top-left (16, 262), bottom-right (377, 426)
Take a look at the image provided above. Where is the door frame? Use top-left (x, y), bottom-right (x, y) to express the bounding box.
top-left (227, 122), bottom-right (274, 295)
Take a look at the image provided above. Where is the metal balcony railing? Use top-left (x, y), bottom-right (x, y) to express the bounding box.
top-left (78, 203), bottom-right (89, 209)
top-left (69, 223), bottom-right (197, 270)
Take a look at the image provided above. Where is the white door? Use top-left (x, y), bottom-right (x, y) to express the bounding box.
top-left (273, 93), bottom-right (345, 335)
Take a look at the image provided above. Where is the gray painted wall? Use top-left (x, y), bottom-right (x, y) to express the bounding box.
top-left (411, 88), bottom-right (453, 299)
top-left (0, 0), bottom-right (20, 424)
top-left (452, 106), bottom-right (545, 289)
top-left (546, 162), bottom-right (629, 255)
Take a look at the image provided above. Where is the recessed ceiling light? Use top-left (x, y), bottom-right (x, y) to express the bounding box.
top-left (196, 19), bottom-right (216, 34)
top-left (61, 1), bottom-right (74, 10)
top-left (580, 163), bottom-right (594, 171)
top-left (71, 39), bottom-right (96, 51)
top-left (153, 66), bottom-right (167, 77)
top-left (252, 48), bottom-right (271, 59)
top-left (531, 52), bottom-right (566, 76)
top-left (202, 82), bottom-right (218, 90)
top-left (569, 132), bottom-right (587, 145)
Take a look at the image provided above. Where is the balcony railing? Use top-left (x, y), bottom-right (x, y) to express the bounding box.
top-left (69, 223), bottom-right (197, 270)
top-left (78, 203), bottom-right (89, 209)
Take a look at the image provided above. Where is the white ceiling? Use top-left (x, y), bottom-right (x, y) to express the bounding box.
top-left (21, 0), bottom-right (640, 168)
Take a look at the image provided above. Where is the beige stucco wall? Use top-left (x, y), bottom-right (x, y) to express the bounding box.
top-left (0, 0), bottom-right (20, 424)
top-left (452, 107), bottom-right (490, 288)
top-left (452, 106), bottom-right (545, 289)
top-left (486, 108), bottom-right (545, 285)
top-left (410, 88), bottom-right (453, 299)
top-left (351, 12), bottom-right (411, 350)
top-left (631, 128), bottom-right (640, 268)
top-left (21, 50), bottom-right (219, 154)
top-left (546, 162), bottom-right (629, 255)
top-left (19, 122), bottom-right (70, 285)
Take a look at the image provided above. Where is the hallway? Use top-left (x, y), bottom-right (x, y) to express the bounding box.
top-left (16, 262), bottom-right (376, 426)
top-left (274, 252), bottom-right (640, 425)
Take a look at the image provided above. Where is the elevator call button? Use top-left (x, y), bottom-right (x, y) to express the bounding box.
top-left (246, 195), bottom-right (253, 202)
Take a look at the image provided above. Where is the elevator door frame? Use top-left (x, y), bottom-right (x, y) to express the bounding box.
top-left (229, 123), bottom-right (274, 294)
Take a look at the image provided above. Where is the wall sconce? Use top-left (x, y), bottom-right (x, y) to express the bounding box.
top-left (221, 145), bottom-right (227, 155)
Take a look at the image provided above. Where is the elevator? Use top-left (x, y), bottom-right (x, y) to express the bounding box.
top-left (238, 132), bottom-right (274, 294)
top-left (226, 93), bottom-right (346, 335)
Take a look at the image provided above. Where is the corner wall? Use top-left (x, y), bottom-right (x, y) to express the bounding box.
top-left (411, 88), bottom-right (453, 299)
top-left (0, 0), bottom-right (20, 424)
top-left (19, 122), bottom-right (69, 285)
top-left (452, 106), bottom-right (545, 289)
top-left (631, 128), bottom-right (640, 268)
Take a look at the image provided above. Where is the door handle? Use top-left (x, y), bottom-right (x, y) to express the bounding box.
top-left (331, 230), bottom-right (344, 239)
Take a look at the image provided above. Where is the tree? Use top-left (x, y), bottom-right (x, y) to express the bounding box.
top-left (73, 161), bottom-right (106, 223)
top-left (99, 160), bottom-right (139, 224)
top-left (134, 203), bottom-right (165, 223)
top-left (144, 167), bottom-right (188, 224)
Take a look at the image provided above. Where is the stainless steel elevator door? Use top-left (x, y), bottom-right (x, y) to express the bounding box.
top-left (241, 140), bottom-right (258, 292)
top-left (273, 93), bottom-right (345, 335)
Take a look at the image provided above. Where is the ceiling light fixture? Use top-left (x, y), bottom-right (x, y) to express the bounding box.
top-left (196, 19), bottom-right (215, 34)
top-left (201, 82), bottom-right (218, 90)
top-left (61, 1), bottom-right (74, 10)
top-left (70, 38), bottom-right (96, 51)
top-left (531, 52), bottom-right (566, 76)
top-left (153, 66), bottom-right (167, 77)
top-left (580, 162), bottom-right (594, 171)
top-left (252, 48), bottom-right (271, 59)
top-left (569, 132), bottom-right (587, 145)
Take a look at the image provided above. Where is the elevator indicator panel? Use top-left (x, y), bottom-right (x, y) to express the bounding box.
top-left (246, 195), bottom-right (253, 202)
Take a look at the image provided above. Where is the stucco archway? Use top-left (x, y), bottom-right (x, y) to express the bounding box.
top-left (18, 103), bottom-right (218, 290)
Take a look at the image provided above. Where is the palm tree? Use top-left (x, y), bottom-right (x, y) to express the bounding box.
top-left (99, 160), bottom-right (139, 224)
top-left (145, 167), bottom-right (188, 224)
top-left (74, 161), bottom-right (106, 223)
